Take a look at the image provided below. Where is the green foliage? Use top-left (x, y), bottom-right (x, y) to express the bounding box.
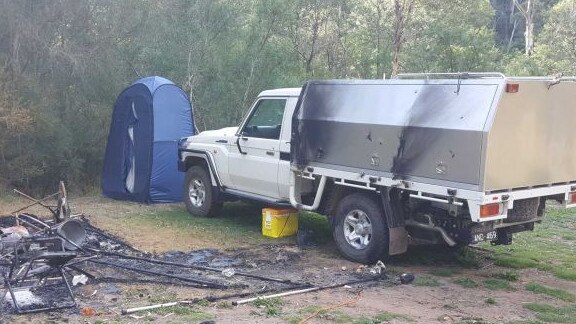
top-left (0, 0), bottom-right (569, 193)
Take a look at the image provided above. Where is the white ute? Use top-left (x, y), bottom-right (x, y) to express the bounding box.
top-left (178, 73), bottom-right (576, 263)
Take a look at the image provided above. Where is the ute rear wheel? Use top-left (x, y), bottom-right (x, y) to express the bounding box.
top-left (333, 193), bottom-right (389, 264)
top-left (184, 166), bottom-right (221, 217)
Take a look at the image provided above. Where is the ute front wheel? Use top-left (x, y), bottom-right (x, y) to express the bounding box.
top-left (184, 166), bottom-right (221, 217)
top-left (333, 193), bottom-right (389, 264)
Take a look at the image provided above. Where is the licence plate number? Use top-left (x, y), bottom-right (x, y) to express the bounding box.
top-left (473, 230), bottom-right (497, 243)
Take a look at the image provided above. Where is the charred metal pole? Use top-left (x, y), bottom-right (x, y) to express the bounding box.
top-left (89, 259), bottom-right (229, 289)
top-left (16, 214), bottom-right (51, 229)
top-left (87, 248), bottom-right (295, 284)
top-left (122, 283), bottom-right (313, 315)
top-left (11, 216), bottom-right (45, 231)
top-left (232, 275), bottom-right (385, 305)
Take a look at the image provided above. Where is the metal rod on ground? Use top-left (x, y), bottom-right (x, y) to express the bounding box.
top-left (16, 214), bottom-right (51, 229)
top-left (232, 275), bottom-right (385, 306)
top-left (86, 248), bottom-right (295, 284)
top-left (89, 259), bottom-right (229, 289)
top-left (65, 255), bottom-right (99, 267)
top-left (12, 216), bottom-right (44, 231)
top-left (122, 283), bottom-right (314, 315)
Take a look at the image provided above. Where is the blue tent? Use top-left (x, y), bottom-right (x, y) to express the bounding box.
top-left (102, 76), bottom-right (194, 203)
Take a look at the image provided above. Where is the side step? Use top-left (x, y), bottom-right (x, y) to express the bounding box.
top-left (222, 189), bottom-right (292, 208)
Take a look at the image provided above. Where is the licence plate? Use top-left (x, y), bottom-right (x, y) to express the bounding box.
top-left (472, 230), bottom-right (497, 243)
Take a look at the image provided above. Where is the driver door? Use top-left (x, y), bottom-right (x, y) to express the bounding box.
top-left (228, 98), bottom-right (287, 198)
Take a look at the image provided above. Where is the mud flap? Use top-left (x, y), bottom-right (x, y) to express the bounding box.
top-left (381, 188), bottom-right (408, 255)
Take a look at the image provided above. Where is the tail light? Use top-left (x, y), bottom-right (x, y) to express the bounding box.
top-left (480, 203), bottom-right (502, 218)
top-left (569, 192), bottom-right (576, 204)
top-left (505, 83), bottom-right (519, 93)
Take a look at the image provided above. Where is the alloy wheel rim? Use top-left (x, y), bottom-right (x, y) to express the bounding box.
top-left (343, 209), bottom-right (372, 250)
top-left (188, 178), bottom-right (206, 207)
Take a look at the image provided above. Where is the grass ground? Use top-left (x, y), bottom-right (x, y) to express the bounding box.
top-left (0, 195), bottom-right (575, 323)
top-left (482, 207), bottom-right (576, 281)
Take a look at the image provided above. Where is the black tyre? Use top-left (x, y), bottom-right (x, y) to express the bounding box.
top-left (333, 193), bottom-right (389, 264)
top-left (184, 166), bottom-right (221, 217)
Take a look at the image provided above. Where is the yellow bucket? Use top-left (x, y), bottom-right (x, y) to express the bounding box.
top-left (262, 208), bottom-right (299, 238)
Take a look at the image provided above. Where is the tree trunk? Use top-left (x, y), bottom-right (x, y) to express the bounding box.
top-left (392, 0), bottom-right (415, 77)
top-left (514, 0), bottom-right (535, 56)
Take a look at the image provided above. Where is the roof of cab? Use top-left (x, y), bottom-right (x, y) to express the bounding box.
top-left (258, 88), bottom-right (302, 97)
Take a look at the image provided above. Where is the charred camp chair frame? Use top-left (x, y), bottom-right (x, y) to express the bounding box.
top-left (2, 238), bottom-right (77, 314)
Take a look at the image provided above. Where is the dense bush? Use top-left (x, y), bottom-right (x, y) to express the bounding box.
top-left (0, 0), bottom-right (572, 194)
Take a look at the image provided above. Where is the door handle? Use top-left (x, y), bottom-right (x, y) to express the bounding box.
top-left (266, 151), bottom-right (274, 156)
top-left (216, 139), bottom-right (228, 143)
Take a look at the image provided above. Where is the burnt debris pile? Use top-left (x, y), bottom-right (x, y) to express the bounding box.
top-left (0, 213), bottom-right (305, 314)
top-left (0, 183), bottom-right (309, 315)
top-left (1, 184), bottom-right (398, 316)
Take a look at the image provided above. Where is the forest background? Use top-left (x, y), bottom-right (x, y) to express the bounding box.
top-left (0, 0), bottom-right (573, 194)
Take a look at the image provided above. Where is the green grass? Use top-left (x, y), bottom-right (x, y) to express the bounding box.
top-left (553, 268), bottom-right (576, 281)
top-left (524, 303), bottom-right (576, 323)
top-left (131, 202), bottom-right (332, 247)
top-left (429, 268), bottom-right (458, 277)
top-left (454, 277), bottom-right (479, 288)
top-left (561, 234), bottom-right (576, 241)
top-left (455, 247), bottom-right (481, 268)
top-left (298, 211), bottom-right (332, 244)
top-left (456, 318), bottom-right (489, 324)
top-left (286, 305), bottom-right (353, 324)
top-left (484, 297), bottom-right (497, 305)
top-left (525, 282), bottom-right (576, 302)
top-left (483, 278), bottom-right (513, 290)
top-left (394, 245), bottom-right (480, 268)
top-left (491, 271), bottom-right (520, 282)
top-left (253, 297), bottom-right (284, 317)
top-left (353, 312), bottom-right (405, 323)
top-left (149, 305), bottom-right (212, 321)
top-left (414, 275), bottom-right (441, 287)
top-left (493, 256), bottom-right (539, 269)
top-left (481, 206), bottom-right (576, 281)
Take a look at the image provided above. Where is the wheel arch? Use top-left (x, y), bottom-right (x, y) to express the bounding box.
top-left (181, 151), bottom-right (221, 187)
top-left (320, 182), bottom-right (380, 223)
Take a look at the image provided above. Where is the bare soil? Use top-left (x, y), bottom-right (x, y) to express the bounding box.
top-left (0, 196), bottom-right (575, 323)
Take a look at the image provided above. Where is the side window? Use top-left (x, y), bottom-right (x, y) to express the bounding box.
top-left (241, 99), bottom-right (287, 139)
